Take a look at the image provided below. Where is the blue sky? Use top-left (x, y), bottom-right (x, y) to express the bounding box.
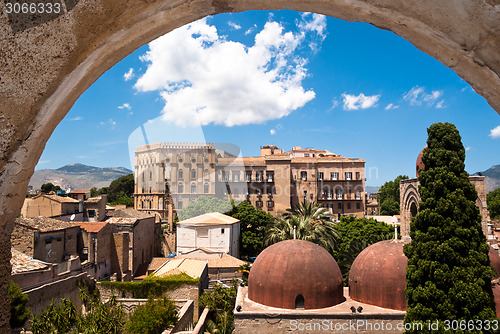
top-left (37, 10), bottom-right (500, 187)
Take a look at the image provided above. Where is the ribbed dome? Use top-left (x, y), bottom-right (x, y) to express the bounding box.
top-left (416, 146), bottom-right (426, 177)
top-left (248, 240), bottom-right (344, 309)
top-left (349, 240), bottom-right (408, 311)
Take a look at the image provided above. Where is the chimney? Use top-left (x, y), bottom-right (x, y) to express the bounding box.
top-left (79, 199), bottom-right (84, 213)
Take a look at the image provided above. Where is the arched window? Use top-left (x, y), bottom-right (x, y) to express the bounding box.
top-left (191, 169), bottom-right (196, 179)
top-left (178, 183), bottom-right (183, 193)
top-left (191, 183), bottom-right (196, 193)
top-left (204, 183), bottom-right (209, 193)
top-left (410, 201), bottom-right (418, 218)
top-left (295, 295), bottom-right (305, 310)
top-left (178, 169), bottom-right (183, 179)
top-left (204, 169), bottom-right (209, 179)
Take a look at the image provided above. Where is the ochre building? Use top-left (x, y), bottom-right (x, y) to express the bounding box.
top-left (134, 143), bottom-right (365, 227)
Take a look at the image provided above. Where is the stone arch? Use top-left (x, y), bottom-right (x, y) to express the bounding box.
top-left (1, 0), bottom-right (500, 328)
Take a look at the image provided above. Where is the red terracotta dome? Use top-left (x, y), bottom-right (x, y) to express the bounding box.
top-left (489, 246), bottom-right (500, 278)
top-left (416, 146), bottom-right (427, 177)
top-left (492, 280), bottom-right (500, 317)
top-left (248, 239), bottom-right (344, 309)
top-left (349, 239), bottom-right (408, 311)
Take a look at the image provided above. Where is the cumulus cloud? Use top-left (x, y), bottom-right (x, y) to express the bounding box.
top-left (134, 15), bottom-right (326, 127)
top-left (403, 86), bottom-right (444, 107)
top-left (228, 21), bottom-right (241, 30)
top-left (490, 126), bottom-right (500, 139)
top-left (341, 93), bottom-right (380, 110)
top-left (118, 103), bottom-right (131, 110)
top-left (123, 68), bottom-right (135, 81)
top-left (385, 103), bottom-right (399, 110)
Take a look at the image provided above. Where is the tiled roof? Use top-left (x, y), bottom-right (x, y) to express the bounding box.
top-left (148, 257), bottom-right (169, 272)
top-left (107, 208), bottom-right (154, 219)
top-left (84, 196), bottom-right (104, 204)
top-left (73, 222), bottom-right (108, 233)
top-left (11, 249), bottom-right (50, 274)
top-left (105, 217), bottom-right (139, 226)
top-left (178, 249), bottom-right (247, 268)
top-left (16, 217), bottom-right (78, 232)
top-left (33, 194), bottom-right (79, 203)
top-left (152, 258), bottom-right (207, 279)
top-left (177, 212), bottom-right (239, 226)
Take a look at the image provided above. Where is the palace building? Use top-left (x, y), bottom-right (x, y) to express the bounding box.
top-left (134, 143), bottom-right (366, 228)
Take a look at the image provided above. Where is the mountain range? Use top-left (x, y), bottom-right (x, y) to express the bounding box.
top-left (29, 163), bottom-right (132, 191)
top-left (473, 164), bottom-right (500, 193)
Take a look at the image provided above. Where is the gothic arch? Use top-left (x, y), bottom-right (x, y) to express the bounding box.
top-left (1, 0), bottom-right (500, 328)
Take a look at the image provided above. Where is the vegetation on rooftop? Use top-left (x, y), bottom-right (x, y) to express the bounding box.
top-left (99, 273), bottom-right (199, 298)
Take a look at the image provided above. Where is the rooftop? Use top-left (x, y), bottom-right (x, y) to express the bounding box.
top-left (177, 212), bottom-right (239, 227)
top-left (11, 249), bottom-right (50, 274)
top-left (16, 217), bottom-right (79, 232)
top-left (73, 222), bottom-right (108, 233)
top-left (152, 258), bottom-right (207, 279)
top-left (107, 208), bottom-right (154, 219)
top-left (178, 248), bottom-right (247, 268)
top-left (32, 194), bottom-right (79, 203)
top-left (84, 195), bottom-right (105, 204)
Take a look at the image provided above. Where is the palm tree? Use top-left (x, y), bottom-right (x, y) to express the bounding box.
top-left (264, 201), bottom-right (338, 252)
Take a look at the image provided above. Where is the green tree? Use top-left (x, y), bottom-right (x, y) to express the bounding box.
top-left (94, 173), bottom-right (134, 205)
top-left (377, 175), bottom-right (408, 215)
top-left (487, 187), bottom-right (500, 220)
top-left (125, 296), bottom-right (178, 334)
top-left (225, 201), bottom-right (274, 259)
top-left (9, 281), bottom-right (31, 329)
top-left (332, 216), bottom-right (395, 283)
top-left (403, 122), bottom-right (496, 331)
top-left (200, 281), bottom-right (238, 334)
top-left (178, 196), bottom-right (234, 221)
top-left (40, 182), bottom-right (62, 193)
top-left (31, 298), bottom-right (78, 334)
top-left (264, 201), bottom-right (338, 253)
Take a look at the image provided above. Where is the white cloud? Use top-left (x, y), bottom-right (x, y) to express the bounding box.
top-left (385, 103), bottom-right (399, 110)
top-left (270, 129), bottom-right (276, 135)
top-left (403, 86), bottom-right (444, 107)
top-left (134, 15), bottom-right (325, 127)
top-left (341, 93), bottom-right (380, 110)
top-left (69, 116), bottom-right (83, 121)
top-left (228, 21), bottom-right (241, 30)
top-left (118, 103), bottom-right (131, 110)
top-left (100, 119), bottom-right (117, 128)
top-left (123, 68), bottom-right (135, 81)
top-left (330, 98), bottom-right (339, 110)
top-left (245, 24), bottom-right (257, 35)
top-left (490, 126), bottom-right (500, 139)
top-left (465, 146), bottom-right (473, 151)
top-left (297, 13), bottom-right (327, 52)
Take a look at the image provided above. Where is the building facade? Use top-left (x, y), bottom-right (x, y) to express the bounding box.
top-left (134, 143), bottom-right (366, 226)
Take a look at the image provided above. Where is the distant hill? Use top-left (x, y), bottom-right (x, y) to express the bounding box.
top-left (366, 186), bottom-right (380, 194)
top-left (473, 164), bottom-right (500, 193)
top-left (29, 163), bottom-right (132, 191)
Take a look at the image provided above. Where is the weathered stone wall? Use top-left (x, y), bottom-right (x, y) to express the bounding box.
top-left (1, 0), bottom-right (500, 329)
top-left (11, 225), bottom-right (35, 257)
top-left (111, 232), bottom-right (130, 280)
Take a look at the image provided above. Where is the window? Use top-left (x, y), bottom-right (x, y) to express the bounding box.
top-left (221, 228), bottom-right (225, 234)
top-left (150, 171), bottom-right (152, 180)
top-left (327, 190), bottom-right (333, 200)
top-left (256, 200), bottom-right (263, 207)
top-left (197, 228), bottom-right (208, 238)
top-left (338, 203), bottom-right (342, 209)
top-left (356, 203), bottom-right (361, 210)
top-left (191, 169), bottom-right (196, 179)
top-left (204, 183), bottom-right (209, 193)
top-left (256, 172), bottom-right (263, 182)
top-left (178, 183), bottom-right (183, 193)
top-left (347, 203), bottom-right (351, 209)
top-left (267, 200), bottom-right (274, 209)
top-left (177, 199), bottom-right (183, 209)
top-left (355, 190), bottom-right (361, 200)
top-left (222, 171), bottom-right (229, 182)
top-left (303, 190), bottom-right (307, 202)
top-left (178, 169), bottom-right (183, 179)
top-left (331, 172), bottom-right (338, 180)
top-left (295, 295), bottom-right (305, 310)
top-left (345, 172), bottom-right (352, 180)
top-left (300, 171), bottom-right (307, 181)
top-left (233, 173), bottom-right (240, 182)
top-left (317, 172), bottom-right (324, 181)
top-left (246, 172), bottom-right (252, 182)
top-left (336, 189), bottom-right (343, 200)
top-left (356, 172), bottom-right (361, 180)
top-left (304, 154), bottom-right (309, 157)
top-left (88, 209), bottom-right (96, 218)
top-left (256, 188), bottom-right (262, 195)
top-left (191, 183), bottom-right (196, 193)
top-left (267, 173), bottom-right (274, 182)
top-left (204, 169), bottom-right (209, 179)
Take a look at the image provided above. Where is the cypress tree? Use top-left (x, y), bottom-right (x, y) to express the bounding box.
top-left (403, 122), bottom-right (497, 332)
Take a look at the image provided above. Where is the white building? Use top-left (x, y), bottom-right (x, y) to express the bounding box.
top-left (176, 212), bottom-right (240, 258)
